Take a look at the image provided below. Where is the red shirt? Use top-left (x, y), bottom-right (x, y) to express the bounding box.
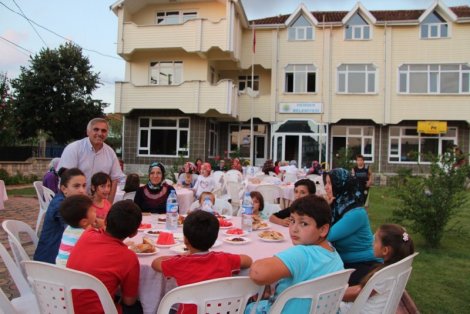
top-left (67, 229), bottom-right (140, 314)
top-left (92, 199), bottom-right (112, 220)
top-left (161, 251), bottom-right (242, 314)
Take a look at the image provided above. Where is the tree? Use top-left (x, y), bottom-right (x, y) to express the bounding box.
top-left (392, 151), bottom-right (469, 247)
top-left (0, 72), bottom-right (17, 146)
top-left (10, 43), bottom-right (106, 144)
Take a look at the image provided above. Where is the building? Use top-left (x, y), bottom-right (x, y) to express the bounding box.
top-left (111, 0), bottom-right (470, 174)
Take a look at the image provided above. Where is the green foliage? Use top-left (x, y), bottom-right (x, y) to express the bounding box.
top-left (333, 147), bottom-right (354, 169)
top-left (392, 152), bottom-right (470, 247)
top-left (0, 73), bottom-right (18, 145)
top-left (0, 169), bottom-right (38, 185)
top-left (10, 43), bottom-right (106, 144)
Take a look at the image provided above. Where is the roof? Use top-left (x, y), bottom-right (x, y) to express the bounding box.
top-left (251, 6), bottom-right (470, 25)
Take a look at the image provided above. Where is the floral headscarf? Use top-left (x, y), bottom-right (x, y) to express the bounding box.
top-left (147, 162), bottom-right (165, 191)
top-left (328, 168), bottom-right (362, 223)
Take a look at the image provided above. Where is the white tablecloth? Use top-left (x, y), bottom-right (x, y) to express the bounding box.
top-left (0, 180), bottom-right (8, 210)
top-left (131, 216), bottom-right (292, 314)
top-left (245, 182), bottom-right (295, 201)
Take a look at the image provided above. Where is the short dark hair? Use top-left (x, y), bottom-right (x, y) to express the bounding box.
top-left (90, 172), bottom-right (111, 195)
top-left (294, 178), bottom-right (316, 194)
top-left (290, 195), bottom-right (331, 232)
top-left (60, 168), bottom-right (85, 187)
top-left (183, 210), bottom-right (219, 251)
top-left (356, 154), bottom-right (365, 160)
top-left (105, 200), bottom-right (142, 239)
top-left (250, 191), bottom-right (264, 212)
top-left (124, 173), bottom-right (140, 193)
top-left (59, 195), bottom-right (93, 228)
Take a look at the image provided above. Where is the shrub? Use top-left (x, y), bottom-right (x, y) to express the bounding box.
top-left (0, 169), bottom-right (39, 185)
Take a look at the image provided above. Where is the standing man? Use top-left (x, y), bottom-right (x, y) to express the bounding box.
top-left (351, 154), bottom-right (372, 208)
top-left (58, 118), bottom-right (123, 202)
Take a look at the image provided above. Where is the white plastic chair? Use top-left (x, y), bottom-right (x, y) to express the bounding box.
top-left (306, 174), bottom-right (326, 196)
top-left (283, 172), bottom-right (298, 184)
top-left (33, 181), bottom-right (55, 235)
top-left (0, 286), bottom-right (39, 314)
top-left (156, 276), bottom-right (260, 314)
top-left (262, 203), bottom-right (282, 218)
top-left (255, 184), bottom-right (283, 204)
top-left (214, 198), bottom-right (233, 216)
top-left (225, 170), bottom-right (243, 183)
top-left (268, 269), bottom-right (354, 314)
top-left (23, 261), bottom-right (118, 314)
top-left (2, 220), bottom-right (39, 275)
top-left (347, 252), bottom-right (419, 314)
top-left (225, 181), bottom-right (244, 212)
top-left (212, 171), bottom-right (225, 187)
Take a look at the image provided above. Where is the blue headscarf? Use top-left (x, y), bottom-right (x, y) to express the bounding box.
top-left (328, 168), bottom-right (362, 223)
top-left (147, 162), bottom-right (165, 191)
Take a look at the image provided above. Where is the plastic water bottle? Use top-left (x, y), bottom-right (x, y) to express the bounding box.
top-left (241, 192), bottom-right (253, 233)
top-left (250, 167), bottom-right (255, 177)
top-left (202, 196), bottom-right (213, 214)
top-left (166, 190), bottom-right (179, 231)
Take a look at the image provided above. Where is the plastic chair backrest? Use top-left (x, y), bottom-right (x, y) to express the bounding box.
top-left (212, 171), bottom-right (225, 186)
top-left (348, 252), bottom-right (419, 314)
top-left (268, 269), bottom-right (354, 314)
top-left (156, 276), bottom-right (260, 314)
top-left (2, 220), bottom-right (38, 274)
top-left (225, 170), bottom-right (242, 183)
top-left (283, 172), bottom-right (298, 184)
top-left (0, 241), bottom-right (32, 297)
top-left (0, 286), bottom-right (19, 314)
top-left (33, 182), bottom-right (55, 235)
top-left (262, 203), bottom-right (282, 218)
top-left (0, 282), bottom-right (39, 314)
top-left (23, 261), bottom-right (118, 314)
top-left (255, 184), bottom-right (282, 204)
top-left (214, 198), bottom-right (233, 216)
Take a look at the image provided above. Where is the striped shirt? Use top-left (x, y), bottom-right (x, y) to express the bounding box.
top-left (56, 226), bottom-right (85, 267)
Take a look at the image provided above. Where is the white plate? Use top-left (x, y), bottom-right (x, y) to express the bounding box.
top-left (219, 224), bottom-right (234, 229)
top-left (223, 229), bottom-right (248, 237)
top-left (253, 222), bottom-right (270, 231)
top-left (143, 229), bottom-right (165, 237)
top-left (128, 246), bottom-right (159, 256)
top-left (170, 244), bottom-right (190, 254)
top-left (257, 231), bottom-right (285, 242)
top-left (155, 241), bottom-right (179, 248)
top-left (215, 215), bottom-right (232, 220)
top-left (223, 237), bottom-right (251, 245)
top-left (173, 232), bottom-right (184, 242)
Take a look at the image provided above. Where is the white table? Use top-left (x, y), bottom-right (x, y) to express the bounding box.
top-left (130, 216), bottom-right (292, 314)
top-left (0, 180), bottom-right (8, 210)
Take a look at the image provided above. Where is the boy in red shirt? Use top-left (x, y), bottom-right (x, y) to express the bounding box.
top-left (67, 200), bottom-right (142, 314)
top-left (152, 210), bottom-right (252, 314)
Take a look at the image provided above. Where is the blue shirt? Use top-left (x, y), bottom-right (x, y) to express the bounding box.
top-left (34, 192), bottom-right (66, 263)
top-left (327, 207), bottom-right (380, 264)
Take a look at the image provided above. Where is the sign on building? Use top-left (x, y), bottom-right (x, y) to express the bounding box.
top-left (279, 102), bottom-right (323, 114)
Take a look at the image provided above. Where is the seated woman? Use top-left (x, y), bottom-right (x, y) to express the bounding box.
top-left (177, 162), bottom-right (197, 188)
top-left (262, 159), bottom-right (275, 175)
top-left (134, 162), bottom-right (175, 214)
top-left (42, 158), bottom-right (61, 193)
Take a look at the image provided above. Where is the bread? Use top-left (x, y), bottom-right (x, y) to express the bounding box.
top-left (134, 243), bottom-right (155, 253)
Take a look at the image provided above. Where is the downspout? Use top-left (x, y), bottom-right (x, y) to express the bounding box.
top-left (379, 22), bottom-right (388, 174)
top-left (327, 22), bottom-right (333, 166)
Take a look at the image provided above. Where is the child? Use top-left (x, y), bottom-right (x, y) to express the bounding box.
top-left (269, 179), bottom-right (316, 227)
top-left (34, 168), bottom-right (87, 264)
top-left (246, 194), bottom-right (344, 313)
top-left (55, 195), bottom-right (96, 267)
top-left (67, 200), bottom-right (143, 313)
top-left (187, 191), bottom-right (216, 213)
top-left (152, 210), bottom-right (252, 314)
top-left (250, 191), bottom-right (267, 220)
top-left (339, 224), bottom-right (415, 313)
top-left (122, 173), bottom-right (140, 201)
top-left (90, 172), bottom-right (112, 228)
top-left (193, 162), bottom-right (216, 199)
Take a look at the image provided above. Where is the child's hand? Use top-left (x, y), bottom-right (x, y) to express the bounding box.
top-left (281, 217), bottom-right (290, 227)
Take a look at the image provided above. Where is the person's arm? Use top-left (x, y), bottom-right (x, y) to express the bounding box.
top-left (366, 167), bottom-right (373, 188)
top-left (249, 256), bottom-right (291, 285)
top-left (121, 295), bottom-right (137, 306)
top-left (269, 214), bottom-right (290, 227)
top-left (151, 255), bottom-right (174, 272)
top-left (342, 285), bottom-right (362, 302)
top-left (239, 254), bottom-right (252, 269)
top-left (109, 179), bottom-right (118, 203)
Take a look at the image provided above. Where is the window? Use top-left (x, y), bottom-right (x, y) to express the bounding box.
top-left (156, 11), bottom-right (197, 25)
top-left (288, 15), bottom-right (314, 41)
top-left (138, 117), bottom-right (190, 157)
top-left (421, 11), bottom-right (448, 39)
top-left (345, 12), bottom-right (370, 40)
top-left (285, 64), bottom-right (316, 93)
top-left (228, 124), bottom-right (267, 158)
top-left (399, 64), bottom-right (470, 94)
top-left (209, 122), bottom-right (218, 157)
top-left (238, 76), bottom-right (259, 92)
top-left (388, 127), bottom-right (457, 163)
top-left (331, 126), bottom-right (374, 162)
top-left (338, 64), bottom-right (376, 93)
top-left (150, 61), bottom-right (183, 85)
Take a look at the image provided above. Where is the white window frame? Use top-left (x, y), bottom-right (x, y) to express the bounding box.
top-left (331, 126), bottom-right (375, 162)
top-left (138, 117), bottom-right (190, 157)
top-left (149, 61), bottom-right (183, 86)
top-left (156, 11), bottom-right (198, 25)
top-left (420, 11), bottom-right (449, 39)
top-left (284, 64), bottom-right (316, 94)
top-left (288, 15), bottom-right (314, 41)
top-left (344, 12), bottom-right (371, 40)
top-left (398, 64), bottom-right (470, 94)
top-left (388, 126), bottom-right (457, 164)
top-left (208, 121), bottom-right (218, 158)
top-left (337, 64), bottom-right (377, 94)
top-left (238, 75), bottom-right (259, 92)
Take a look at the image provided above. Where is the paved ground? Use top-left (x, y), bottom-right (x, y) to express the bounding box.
top-left (0, 195), bottom-right (38, 299)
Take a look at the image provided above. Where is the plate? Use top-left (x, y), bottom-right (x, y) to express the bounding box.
top-left (223, 236), bottom-right (251, 245)
top-left (215, 214), bottom-right (232, 220)
top-left (223, 228), bottom-right (248, 237)
top-left (219, 224), bottom-right (234, 229)
top-left (143, 229), bottom-right (165, 237)
top-left (155, 241), bottom-right (179, 248)
top-left (170, 244), bottom-right (190, 254)
top-left (258, 230), bottom-right (285, 242)
top-left (156, 215), bottom-right (167, 224)
top-left (128, 246), bottom-right (159, 256)
top-left (253, 222), bottom-right (270, 231)
top-left (137, 223), bottom-right (152, 231)
top-left (173, 232), bottom-right (184, 242)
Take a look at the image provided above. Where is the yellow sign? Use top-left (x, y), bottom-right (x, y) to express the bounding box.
top-left (417, 121), bottom-right (447, 134)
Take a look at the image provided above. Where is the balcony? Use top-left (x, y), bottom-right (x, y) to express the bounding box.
top-left (118, 18), bottom-right (228, 55)
top-left (115, 80), bottom-right (238, 118)
top-left (237, 94), bottom-right (273, 122)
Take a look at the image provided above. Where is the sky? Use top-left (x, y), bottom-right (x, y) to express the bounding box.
top-left (1, 0), bottom-right (469, 112)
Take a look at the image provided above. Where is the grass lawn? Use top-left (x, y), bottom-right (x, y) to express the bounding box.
top-left (6, 187), bottom-right (36, 196)
top-left (369, 186), bottom-right (470, 314)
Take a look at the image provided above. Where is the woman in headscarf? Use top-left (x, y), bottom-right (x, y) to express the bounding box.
top-left (43, 158), bottom-right (61, 193)
top-left (134, 162), bottom-right (175, 214)
top-left (324, 168), bottom-right (380, 285)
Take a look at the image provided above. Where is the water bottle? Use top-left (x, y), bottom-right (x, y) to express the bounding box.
top-left (250, 167), bottom-right (255, 177)
top-left (202, 196), bottom-right (213, 214)
top-left (241, 192), bottom-right (253, 233)
top-left (166, 190), bottom-right (179, 231)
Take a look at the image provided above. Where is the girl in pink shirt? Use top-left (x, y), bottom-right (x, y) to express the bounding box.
top-left (90, 172), bottom-right (112, 228)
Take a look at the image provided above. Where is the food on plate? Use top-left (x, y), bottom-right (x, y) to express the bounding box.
top-left (218, 218), bottom-right (233, 227)
top-left (226, 228), bottom-right (244, 235)
top-left (258, 230), bottom-right (284, 241)
top-left (214, 213), bottom-right (228, 220)
top-left (129, 237), bottom-right (156, 253)
top-left (138, 223), bottom-right (152, 230)
top-left (147, 230), bottom-right (161, 235)
top-left (157, 232), bottom-right (176, 245)
top-left (158, 217), bottom-right (166, 222)
top-left (252, 216), bottom-right (268, 230)
top-left (229, 237), bottom-right (245, 242)
top-left (178, 215), bottom-right (185, 225)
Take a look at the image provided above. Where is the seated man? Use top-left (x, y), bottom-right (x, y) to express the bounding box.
top-left (67, 200), bottom-right (142, 313)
